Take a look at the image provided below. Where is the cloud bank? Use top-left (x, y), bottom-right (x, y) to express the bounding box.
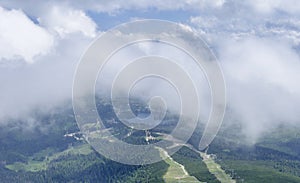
top-left (0, 1), bottom-right (300, 143)
top-left (0, 4), bottom-right (97, 123)
top-left (219, 37), bottom-right (300, 141)
top-left (0, 7), bottom-right (53, 63)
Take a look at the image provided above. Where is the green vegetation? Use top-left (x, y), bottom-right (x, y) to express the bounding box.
top-left (220, 160), bottom-right (300, 183)
top-left (1, 102), bottom-right (300, 182)
top-left (6, 144), bottom-right (93, 172)
top-left (159, 148), bottom-right (201, 183)
top-left (200, 152), bottom-right (235, 183)
top-left (208, 123), bottom-right (300, 183)
top-left (172, 147), bottom-right (220, 183)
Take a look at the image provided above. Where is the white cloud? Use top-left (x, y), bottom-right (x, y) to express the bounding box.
top-left (244, 0), bottom-right (300, 14)
top-left (0, 4), bottom-right (97, 121)
top-left (190, 16), bottom-right (219, 29)
top-left (38, 6), bottom-right (97, 38)
top-left (0, 0), bottom-right (300, 143)
top-left (0, 34), bottom-right (92, 122)
top-left (2, 0), bottom-right (300, 16)
top-left (0, 7), bottom-right (53, 63)
top-left (0, 0), bottom-right (226, 15)
top-left (219, 37), bottom-right (300, 141)
top-left (59, 0), bottom-right (225, 12)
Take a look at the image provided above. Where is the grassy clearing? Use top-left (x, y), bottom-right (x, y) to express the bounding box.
top-left (172, 147), bottom-right (220, 183)
top-left (200, 152), bottom-right (235, 183)
top-left (159, 148), bottom-right (201, 183)
top-left (6, 144), bottom-right (93, 172)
